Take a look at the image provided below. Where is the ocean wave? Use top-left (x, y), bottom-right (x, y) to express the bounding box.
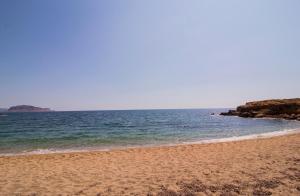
top-left (0, 147), bottom-right (111, 157)
top-left (1, 128), bottom-right (299, 157)
top-left (182, 128), bottom-right (300, 145)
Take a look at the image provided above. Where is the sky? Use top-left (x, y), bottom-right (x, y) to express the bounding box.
top-left (0, 0), bottom-right (300, 111)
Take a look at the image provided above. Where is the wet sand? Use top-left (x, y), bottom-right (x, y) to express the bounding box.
top-left (0, 133), bottom-right (300, 195)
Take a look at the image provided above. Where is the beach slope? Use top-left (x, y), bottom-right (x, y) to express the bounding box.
top-left (0, 133), bottom-right (300, 195)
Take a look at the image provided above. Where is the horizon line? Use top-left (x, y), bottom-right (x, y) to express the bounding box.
top-left (1, 107), bottom-right (234, 113)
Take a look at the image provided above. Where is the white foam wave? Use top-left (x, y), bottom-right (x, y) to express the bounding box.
top-left (182, 128), bottom-right (300, 145)
top-left (0, 147), bottom-right (111, 157)
top-left (1, 128), bottom-right (300, 157)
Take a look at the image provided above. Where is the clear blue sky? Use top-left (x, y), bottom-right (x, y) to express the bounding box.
top-left (1, 0), bottom-right (299, 110)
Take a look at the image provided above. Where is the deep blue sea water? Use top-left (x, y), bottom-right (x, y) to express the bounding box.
top-left (0, 109), bottom-right (300, 155)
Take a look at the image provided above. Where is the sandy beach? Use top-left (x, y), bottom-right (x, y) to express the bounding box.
top-left (0, 133), bottom-right (300, 196)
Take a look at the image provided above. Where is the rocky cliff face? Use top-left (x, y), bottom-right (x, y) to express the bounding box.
top-left (220, 98), bottom-right (300, 121)
top-left (8, 105), bottom-right (52, 112)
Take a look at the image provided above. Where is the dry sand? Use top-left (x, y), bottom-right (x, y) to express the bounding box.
top-left (0, 133), bottom-right (300, 195)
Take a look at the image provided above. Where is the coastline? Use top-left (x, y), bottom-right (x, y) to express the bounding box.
top-left (1, 131), bottom-right (300, 195)
top-left (1, 128), bottom-right (300, 157)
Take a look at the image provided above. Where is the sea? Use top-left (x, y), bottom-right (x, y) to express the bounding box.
top-left (1, 109), bottom-right (300, 156)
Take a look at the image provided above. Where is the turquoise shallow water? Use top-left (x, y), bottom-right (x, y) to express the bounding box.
top-left (0, 109), bottom-right (300, 155)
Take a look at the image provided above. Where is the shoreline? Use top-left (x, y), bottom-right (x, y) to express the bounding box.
top-left (2, 128), bottom-right (300, 157)
top-left (1, 131), bottom-right (300, 195)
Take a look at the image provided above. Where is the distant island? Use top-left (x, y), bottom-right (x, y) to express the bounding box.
top-left (220, 98), bottom-right (300, 121)
top-left (7, 105), bottom-right (52, 112)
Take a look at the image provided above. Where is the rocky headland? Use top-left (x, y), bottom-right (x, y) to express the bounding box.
top-left (7, 105), bottom-right (52, 112)
top-left (220, 98), bottom-right (300, 121)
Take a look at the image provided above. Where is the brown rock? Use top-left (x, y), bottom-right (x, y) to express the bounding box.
top-left (220, 98), bottom-right (300, 121)
top-left (254, 113), bottom-right (265, 118)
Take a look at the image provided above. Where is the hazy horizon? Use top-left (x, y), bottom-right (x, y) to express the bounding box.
top-left (1, 0), bottom-right (300, 111)
top-left (1, 98), bottom-right (300, 112)
top-left (1, 107), bottom-right (234, 112)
